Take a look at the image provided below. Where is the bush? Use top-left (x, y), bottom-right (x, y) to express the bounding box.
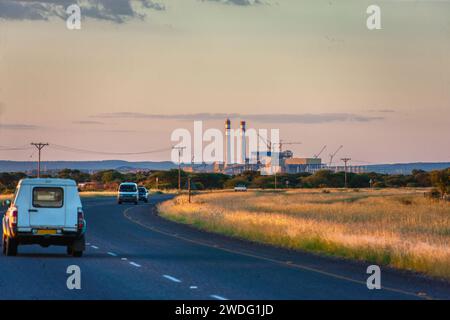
top-left (425, 188), bottom-right (442, 199)
top-left (430, 169), bottom-right (450, 199)
top-left (224, 177), bottom-right (248, 189)
top-left (372, 182), bottom-right (386, 188)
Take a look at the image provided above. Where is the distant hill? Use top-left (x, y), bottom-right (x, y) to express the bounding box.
top-left (0, 160), bottom-right (176, 173)
top-left (0, 160), bottom-right (448, 174)
top-left (365, 162), bottom-right (450, 174)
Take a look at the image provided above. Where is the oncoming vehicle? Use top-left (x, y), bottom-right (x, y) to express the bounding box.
top-left (234, 184), bottom-right (247, 192)
top-left (117, 182), bottom-right (138, 205)
top-left (138, 186), bottom-right (149, 203)
top-left (2, 178), bottom-right (86, 257)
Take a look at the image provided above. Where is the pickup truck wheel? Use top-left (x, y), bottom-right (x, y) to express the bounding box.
top-left (72, 250), bottom-right (83, 257)
top-left (70, 235), bottom-right (85, 257)
top-left (2, 236), bottom-right (6, 255)
top-left (5, 237), bottom-right (18, 256)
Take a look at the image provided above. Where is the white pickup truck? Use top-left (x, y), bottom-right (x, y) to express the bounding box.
top-left (234, 184), bottom-right (248, 192)
top-left (2, 178), bottom-right (86, 257)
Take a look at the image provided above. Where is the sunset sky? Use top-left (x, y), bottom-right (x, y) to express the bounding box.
top-left (0, 0), bottom-right (449, 164)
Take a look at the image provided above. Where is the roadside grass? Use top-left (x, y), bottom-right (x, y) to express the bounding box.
top-left (1, 189), bottom-right (175, 201)
top-left (79, 191), bottom-right (116, 197)
top-left (0, 192), bottom-right (117, 201)
top-left (158, 189), bottom-right (450, 280)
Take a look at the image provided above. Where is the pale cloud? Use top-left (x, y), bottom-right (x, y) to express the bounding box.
top-left (201, 0), bottom-right (266, 6)
top-left (0, 123), bottom-right (40, 130)
top-left (72, 120), bottom-right (105, 125)
top-left (92, 112), bottom-right (384, 123)
top-left (368, 109), bottom-right (396, 113)
top-left (0, 0), bottom-right (165, 23)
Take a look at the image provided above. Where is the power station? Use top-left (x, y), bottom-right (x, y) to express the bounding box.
top-left (184, 119), bottom-right (366, 175)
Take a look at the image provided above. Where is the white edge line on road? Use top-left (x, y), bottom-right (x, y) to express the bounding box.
top-left (90, 245), bottom-right (99, 249)
top-left (210, 294), bottom-right (228, 301)
top-left (107, 252), bottom-right (117, 257)
top-left (163, 274), bottom-right (182, 283)
top-left (129, 262), bottom-right (141, 267)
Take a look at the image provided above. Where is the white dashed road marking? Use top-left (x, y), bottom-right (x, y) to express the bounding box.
top-left (129, 262), bottom-right (141, 267)
top-left (190, 286), bottom-right (198, 289)
top-left (210, 295), bottom-right (228, 300)
top-left (163, 275), bottom-right (182, 283)
top-left (121, 258), bottom-right (128, 261)
top-left (90, 245), bottom-right (99, 249)
top-left (107, 252), bottom-right (117, 257)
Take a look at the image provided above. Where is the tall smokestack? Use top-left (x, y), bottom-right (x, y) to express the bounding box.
top-left (240, 120), bottom-right (246, 164)
top-left (225, 118), bottom-right (231, 167)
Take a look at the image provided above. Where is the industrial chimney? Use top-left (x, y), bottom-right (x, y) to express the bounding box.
top-left (225, 118), bottom-right (231, 167)
top-left (240, 120), bottom-right (246, 164)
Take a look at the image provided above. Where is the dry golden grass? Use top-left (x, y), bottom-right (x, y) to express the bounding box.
top-left (1, 189), bottom-right (172, 201)
top-left (78, 191), bottom-right (117, 197)
top-left (0, 191), bottom-right (118, 200)
top-left (159, 188), bottom-right (450, 280)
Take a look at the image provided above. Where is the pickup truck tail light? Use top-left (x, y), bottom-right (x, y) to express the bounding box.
top-left (77, 208), bottom-right (85, 231)
top-left (11, 208), bottom-right (18, 233)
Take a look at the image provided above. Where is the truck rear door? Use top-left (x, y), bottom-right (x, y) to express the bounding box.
top-left (29, 186), bottom-right (66, 228)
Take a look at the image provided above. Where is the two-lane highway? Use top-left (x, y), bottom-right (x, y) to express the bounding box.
top-left (1, 195), bottom-right (450, 300)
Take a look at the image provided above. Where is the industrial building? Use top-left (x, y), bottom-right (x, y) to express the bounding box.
top-left (283, 157), bottom-right (325, 174)
top-left (190, 119), bottom-right (365, 176)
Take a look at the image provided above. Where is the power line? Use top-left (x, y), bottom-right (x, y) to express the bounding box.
top-left (0, 144), bottom-right (32, 151)
top-left (0, 143), bottom-right (171, 155)
top-left (49, 144), bottom-right (172, 156)
top-left (351, 159), bottom-right (374, 164)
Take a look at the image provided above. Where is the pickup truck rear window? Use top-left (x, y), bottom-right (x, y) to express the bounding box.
top-left (120, 185), bottom-right (137, 192)
top-left (32, 187), bottom-right (64, 208)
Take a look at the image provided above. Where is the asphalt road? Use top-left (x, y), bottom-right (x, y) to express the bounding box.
top-left (1, 194), bottom-right (449, 300)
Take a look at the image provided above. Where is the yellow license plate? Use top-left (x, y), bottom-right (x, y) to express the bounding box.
top-left (36, 229), bottom-right (57, 235)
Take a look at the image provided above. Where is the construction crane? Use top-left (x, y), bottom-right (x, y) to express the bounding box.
top-left (328, 145), bottom-right (343, 167)
top-left (256, 131), bottom-right (272, 153)
top-left (254, 133), bottom-right (302, 154)
top-left (314, 145), bottom-right (327, 159)
top-left (272, 140), bottom-right (302, 153)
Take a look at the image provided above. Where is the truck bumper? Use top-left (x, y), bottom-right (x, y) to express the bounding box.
top-left (15, 232), bottom-right (83, 246)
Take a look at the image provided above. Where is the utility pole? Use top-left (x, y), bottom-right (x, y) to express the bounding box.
top-left (172, 146), bottom-right (186, 191)
top-left (155, 177), bottom-right (159, 190)
top-left (31, 142), bottom-right (49, 178)
top-left (341, 158), bottom-right (351, 188)
top-left (274, 171), bottom-right (277, 190)
top-left (188, 177), bottom-right (192, 203)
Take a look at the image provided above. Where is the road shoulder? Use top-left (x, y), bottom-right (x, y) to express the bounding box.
top-left (123, 195), bottom-right (450, 300)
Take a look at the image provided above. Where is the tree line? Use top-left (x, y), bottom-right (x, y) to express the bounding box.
top-left (0, 168), bottom-right (449, 198)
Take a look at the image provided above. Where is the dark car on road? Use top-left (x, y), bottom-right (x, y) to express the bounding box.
top-left (138, 186), bottom-right (149, 203)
